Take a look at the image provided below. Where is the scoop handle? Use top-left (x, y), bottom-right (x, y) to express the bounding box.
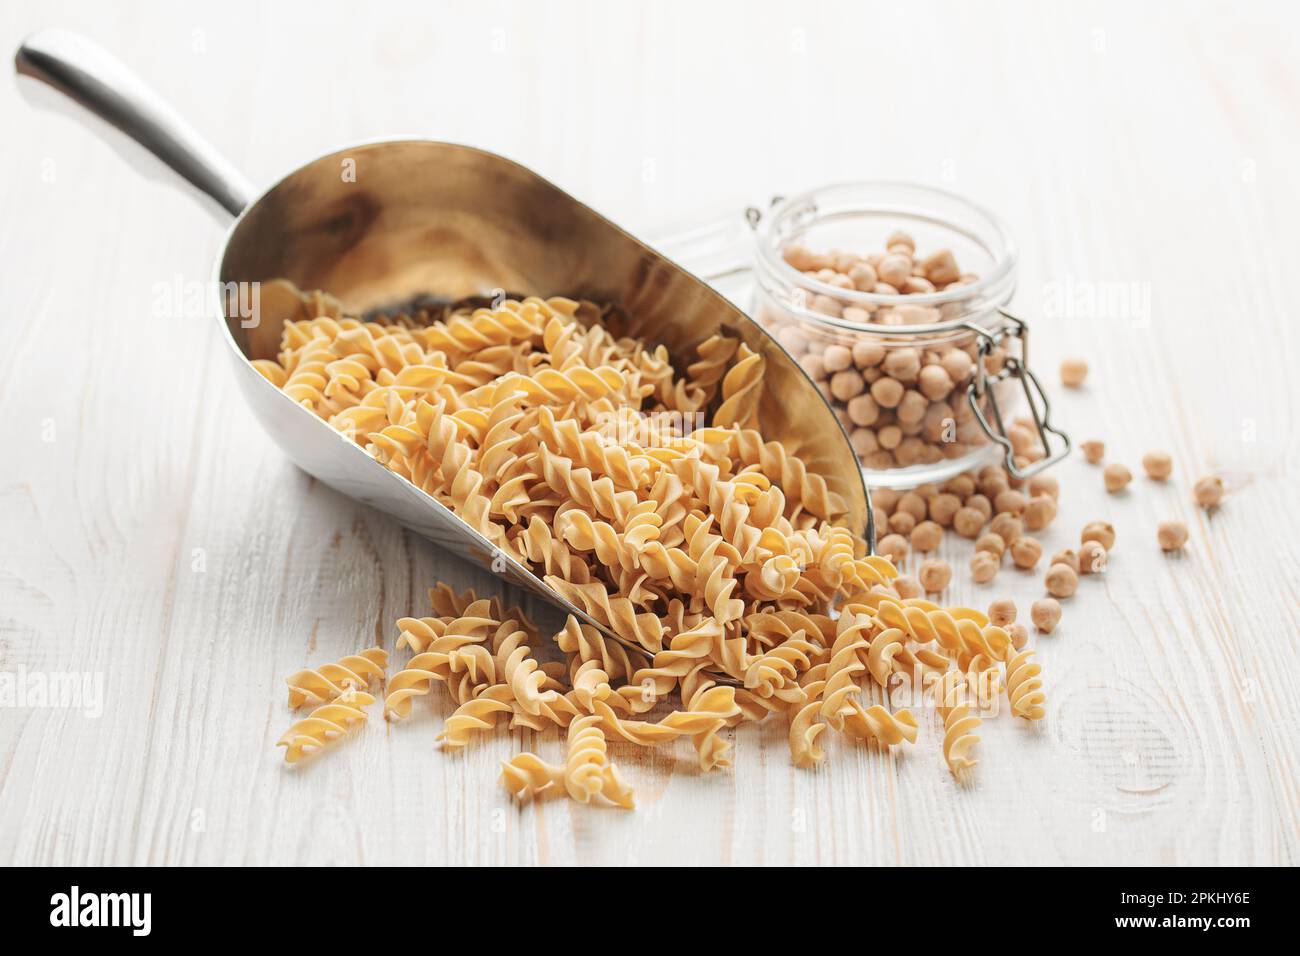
top-left (15, 29), bottom-right (254, 217)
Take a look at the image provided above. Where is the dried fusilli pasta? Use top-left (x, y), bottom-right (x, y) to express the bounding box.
top-left (257, 288), bottom-right (1052, 796)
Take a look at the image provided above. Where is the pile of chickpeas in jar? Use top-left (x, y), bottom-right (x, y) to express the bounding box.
top-left (769, 230), bottom-right (1019, 473)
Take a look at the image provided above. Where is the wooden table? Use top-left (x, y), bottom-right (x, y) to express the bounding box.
top-left (2, 0), bottom-right (1296, 866)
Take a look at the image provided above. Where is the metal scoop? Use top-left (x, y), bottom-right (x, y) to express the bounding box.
top-left (15, 29), bottom-right (874, 664)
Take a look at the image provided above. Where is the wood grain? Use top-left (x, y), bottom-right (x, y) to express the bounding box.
top-left (1, 0), bottom-right (1296, 866)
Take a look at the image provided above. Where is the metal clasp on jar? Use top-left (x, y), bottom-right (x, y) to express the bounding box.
top-left (964, 309), bottom-right (1071, 478)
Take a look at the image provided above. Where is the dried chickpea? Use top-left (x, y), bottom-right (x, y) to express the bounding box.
top-left (994, 489), bottom-right (1028, 516)
top-left (1080, 521), bottom-right (1116, 551)
top-left (1008, 623), bottom-right (1030, 651)
top-left (1142, 450), bottom-right (1173, 481)
top-left (911, 520), bottom-right (944, 552)
top-left (1050, 548), bottom-right (1078, 571)
top-left (1027, 473), bottom-right (1060, 500)
top-left (873, 488), bottom-right (901, 514)
top-left (888, 511), bottom-right (917, 536)
top-left (891, 575), bottom-right (921, 600)
top-left (830, 370), bottom-right (866, 402)
top-left (896, 492), bottom-right (927, 521)
top-left (1157, 520), bottom-right (1189, 551)
top-left (1103, 463), bottom-right (1132, 493)
top-left (965, 493), bottom-right (993, 522)
top-left (987, 598), bottom-right (1017, 627)
top-left (989, 513), bottom-right (1023, 546)
top-left (1010, 536), bottom-right (1043, 570)
top-left (885, 230), bottom-right (915, 252)
top-left (952, 506), bottom-right (986, 539)
top-left (823, 344), bottom-right (853, 373)
top-left (921, 249), bottom-right (960, 286)
top-left (850, 428), bottom-right (879, 457)
top-left (918, 364), bottom-right (954, 400)
top-left (1078, 540), bottom-right (1108, 574)
top-left (1193, 475), bottom-right (1225, 509)
top-left (1023, 494), bottom-right (1057, 531)
top-left (970, 551), bottom-right (1000, 584)
top-left (848, 263), bottom-right (878, 292)
top-left (883, 348), bottom-right (921, 382)
top-left (852, 340), bottom-right (885, 368)
top-left (1080, 440), bottom-right (1105, 464)
top-left (1059, 358), bottom-right (1088, 388)
top-left (876, 533), bottom-right (909, 564)
top-left (940, 348), bottom-right (974, 383)
top-left (918, 559), bottom-right (952, 594)
top-left (928, 492), bottom-right (962, 527)
top-left (975, 532), bottom-right (1006, 558)
top-left (943, 473), bottom-right (976, 499)
top-left (1044, 562), bottom-right (1079, 598)
top-left (1031, 598), bottom-right (1062, 634)
top-left (847, 394), bottom-right (879, 427)
top-left (878, 254), bottom-right (912, 288)
top-left (870, 376), bottom-right (904, 408)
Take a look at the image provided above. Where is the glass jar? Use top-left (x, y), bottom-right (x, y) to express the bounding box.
top-left (657, 182), bottom-right (1069, 488)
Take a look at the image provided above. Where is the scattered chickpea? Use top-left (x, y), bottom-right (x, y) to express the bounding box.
top-left (1031, 598), bottom-right (1062, 634)
top-left (876, 533), bottom-right (909, 565)
top-left (965, 494), bottom-right (993, 522)
top-left (1103, 463), bottom-right (1132, 493)
top-left (1142, 450), bottom-right (1173, 481)
top-left (953, 506), bottom-right (986, 539)
top-left (918, 559), bottom-right (952, 594)
top-left (1080, 440), bottom-right (1105, 465)
top-left (928, 492), bottom-right (962, 527)
top-left (970, 551), bottom-right (1000, 584)
top-left (1010, 536), bottom-right (1043, 570)
top-left (897, 492), bottom-right (927, 522)
top-left (888, 511), bottom-right (917, 536)
top-left (1193, 475), bottom-right (1225, 509)
top-left (994, 489), bottom-right (1028, 516)
top-left (1059, 358), bottom-right (1088, 388)
top-left (989, 513), bottom-right (1023, 546)
top-left (1078, 540), bottom-right (1108, 574)
top-left (873, 488), bottom-right (901, 514)
top-left (1050, 548), bottom-right (1078, 571)
top-left (987, 598), bottom-right (1017, 627)
top-left (1080, 521), bottom-right (1116, 551)
top-left (1008, 623), bottom-right (1030, 651)
top-left (911, 520), bottom-right (944, 552)
top-left (893, 575), bottom-right (923, 599)
top-left (1157, 520), bottom-right (1189, 552)
top-left (1026, 473), bottom-right (1058, 499)
top-left (1044, 562), bottom-right (1079, 598)
top-left (1023, 494), bottom-right (1057, 531)
top-left (975, 532), bottom-right (1006, 558)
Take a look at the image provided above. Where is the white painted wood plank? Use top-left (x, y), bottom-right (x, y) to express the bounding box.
top-left (0, 0), bottom-right (1296, 866)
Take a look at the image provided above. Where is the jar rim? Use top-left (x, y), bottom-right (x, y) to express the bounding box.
top-left (753, 180), bottom-right (1019, 333)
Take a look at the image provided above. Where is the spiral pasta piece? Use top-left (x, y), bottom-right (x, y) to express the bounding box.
top-left (286, 647), bottom-right (388, 708)
top-left (276, 692), bottom-right (374, 763)
top-left (1005, 648), bottom-right (1046, 720)
top-left (935, 669), bottom-right (981, 774)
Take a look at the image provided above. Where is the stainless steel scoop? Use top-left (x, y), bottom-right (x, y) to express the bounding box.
top-left (16, 29), bottom-right (874, 663)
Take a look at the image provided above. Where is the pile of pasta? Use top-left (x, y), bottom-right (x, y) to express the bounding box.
top-left (259, 294), bottom-right (1046, 804)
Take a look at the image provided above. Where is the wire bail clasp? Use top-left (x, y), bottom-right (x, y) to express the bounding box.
top-left (964, 309), bottom-right (1070, 479)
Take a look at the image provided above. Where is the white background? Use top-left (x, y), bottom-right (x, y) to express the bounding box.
top-left (1, 0), bottom-right (1297, 865)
